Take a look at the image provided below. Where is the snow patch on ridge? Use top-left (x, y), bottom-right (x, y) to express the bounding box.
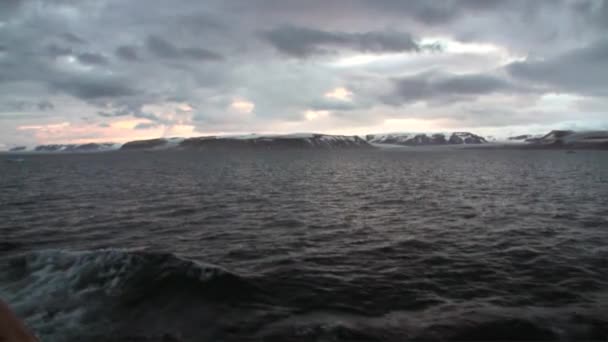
top-left (366, 132), bottom-right (487, 146)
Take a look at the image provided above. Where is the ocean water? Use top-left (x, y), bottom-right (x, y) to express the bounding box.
top-left (1, 149), bottom-right (607, 341)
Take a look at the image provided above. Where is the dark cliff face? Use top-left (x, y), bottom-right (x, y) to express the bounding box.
top-left (70, 143), bottom-right (116, 152)
top-left (180, 135), bottom-right (371, 150)
top-left (34, 144), bottom-right (64, 152)
top-left (366, 132), bottom-right (487, 146)
top-left (120, 139), bottom-right (171, 150)
top-left (121, 134), bottom-right (373, 151)
top-left (508, 135), bottom-right (534, 141)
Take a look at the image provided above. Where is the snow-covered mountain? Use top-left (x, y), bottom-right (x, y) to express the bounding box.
top-left (8, 130), bottom-right (605, 153)
top-left (366, 132), bottom-right (487, 146)
top-left (121, 134), bottom-right (372, 150)
top-left (7, 143), bottom-right (120, 153)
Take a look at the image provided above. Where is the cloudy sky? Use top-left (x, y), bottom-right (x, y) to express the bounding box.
top-left (1, 0), bottom-right (607, 148)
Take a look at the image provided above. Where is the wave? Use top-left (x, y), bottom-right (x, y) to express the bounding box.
top-left (0, 249), bottom-right (258, 341)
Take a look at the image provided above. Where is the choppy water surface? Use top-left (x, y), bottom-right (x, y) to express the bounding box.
top-left (1, 149), bottom-right (607, 341)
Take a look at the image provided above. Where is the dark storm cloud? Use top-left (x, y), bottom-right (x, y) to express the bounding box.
top-left (146, 35), bottom-right (223, 61)
top-left (115, 46), bottom-right (139, 61)
top-left (387, 72), bottom-right (520, 105)
top-left (507, 38), bottom-right (608, 95)
top-left (263, 26), bottom-right (424, 58)
top-left (50, 75), bottom-right (136, 100)
top-left (77, 52), bottom-right (109, 66)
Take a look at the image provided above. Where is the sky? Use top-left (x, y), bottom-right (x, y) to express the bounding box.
top-left (1, 0), bottom-right (608, 148)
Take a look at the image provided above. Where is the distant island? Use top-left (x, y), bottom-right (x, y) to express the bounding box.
top-left (511, 130), bottom-right (608, 149)
top-left (4, 130), bottom-right (608, 153)
top-left (505, 130), bottom-right (608, 149)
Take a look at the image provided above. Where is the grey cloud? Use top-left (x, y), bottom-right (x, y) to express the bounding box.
top-left (37, 100), bottom-right (54, 110)
top-left (47, 44), bottom-right (73, 57)
top-left (146, 35), bottom-right (181, 59)
top-left (434, 74), bottom-right (511, 94)
top-left (165, 95), bottom-right (188, 102)
top-left (50, 75), bottom-right (136, 99)
top-left (1, 0), bottom-right (607, 144)
top-left (0, 100), bottom-right (54, 112)
top-left (97, 104), bottom-right (173, 125)
top-left (388, 72), bottom-right (519, 105)
top-left (0, 113), bottom-right (47, 120)
top-left (262, 26), bottom-right (349, 57)
top-left (97, 103), bottom-right (156, 120)
top-left (77, 52), bottom-right (109, 66)
top-left (262, 26), bottom-right (423, 58)
top-left (309, 98), bottom-right (373, 112)
top-left (0, 0), bottom-right (24, 19)
top-left (356, 0), bottom-right (514, 24)
top-left (180, 12), bottom-right (226, 33)
top-left (507, 38), bottom-right (608, 95)
top-left (60, 32), bottom-right (86, 44)
top-left (133, 111), bottom-right (165, 123)
top-left (81, 116), bottom-right (94, 123)
top-left (134, 122), bottom-right (159, 130)
top-left (571, 0), bottom-right (608, 30)
top-left (115, 45), bottom-right (139, 61)
top-left (98, 122), bottom-right (110, 127)
top-left (97, 108), bottom-right (131, 117)
top-left (1, 100), bottom-right (28, 112)
top-left (146, 35), bottom-right (223, 61)
top-left (181, 47), bottom-right (223, 61)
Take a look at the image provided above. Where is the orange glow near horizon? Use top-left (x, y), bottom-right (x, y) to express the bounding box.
top-left (15, 119), bottom-right (202, 145)
top-left (13, 114), bottom-right (462, 146)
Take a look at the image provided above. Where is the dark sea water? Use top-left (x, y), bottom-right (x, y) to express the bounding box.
top-left (1, 149), bottom-right (608, 341)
